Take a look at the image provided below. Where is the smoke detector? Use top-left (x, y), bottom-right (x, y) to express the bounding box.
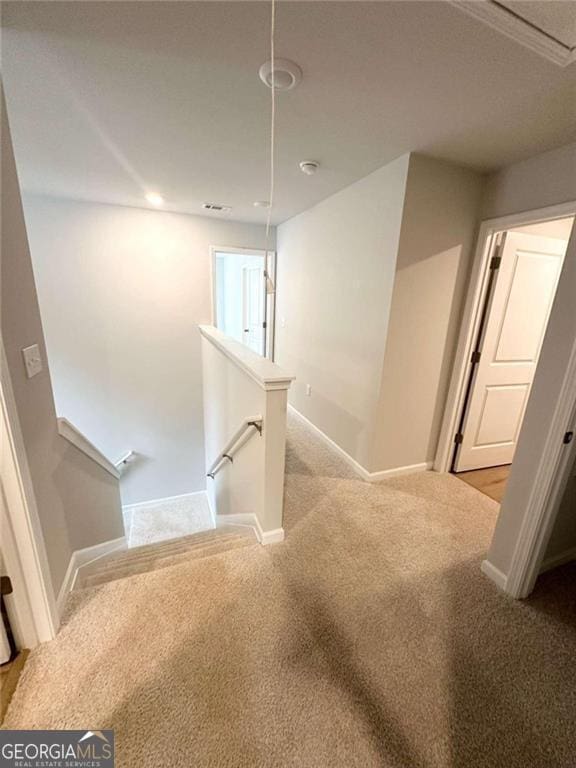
top-left (202, 202), bottom-right (232, 213)
top-left (299, 160), bottom-right (319, 176)
top-left (259, 58), bottom-right (302, 91)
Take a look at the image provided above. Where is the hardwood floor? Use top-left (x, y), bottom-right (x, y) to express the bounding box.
top-left (0, 650), bottom-right (29, 723)
top-left (455, 465), bottom-right (511, 503)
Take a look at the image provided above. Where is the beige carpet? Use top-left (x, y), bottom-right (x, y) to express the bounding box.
top-left (124, 493), bottom-right (213, 548)
top-left (3, 413), bottom-right (576, 767)
top-left (78, 526), bottom-right (258, 589)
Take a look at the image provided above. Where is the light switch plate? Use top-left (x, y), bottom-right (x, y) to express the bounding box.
top-left (22, 344), bottom-right (43, 378)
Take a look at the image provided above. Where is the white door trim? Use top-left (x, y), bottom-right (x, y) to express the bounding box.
top-left (505, 355), bottom-right (576, 598)
top-left (435, 201), bottom-right (576, 600)
top-left (0, 345), bottom-right (59, 646)
top-left (435, 201), bottom-right (576, 474)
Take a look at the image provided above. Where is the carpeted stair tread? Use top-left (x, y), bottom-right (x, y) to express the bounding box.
top-left (78, 527), bottom-right (257, 589)
top-left (80, 539), bottom-right (252, 589)
top-left (93, 530), bottom-right (251, 570)
top-left (103, 528), bottom-right (250, 568)
top-left (83, 534), bottom-right (247, 576)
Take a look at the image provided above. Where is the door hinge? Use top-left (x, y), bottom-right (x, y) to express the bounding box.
top-left (0, 576), bottom-right (13, 596)
top-left (490, 255), bottom-right (502, 270)
top-left (454, 433), bottom-right (463, 445)
top-left (470, 350), bottom-right (481, 364)
top-left (563, 431), bottom-right (574, 445)
top-left (262, 321), bottom-right (267, 329)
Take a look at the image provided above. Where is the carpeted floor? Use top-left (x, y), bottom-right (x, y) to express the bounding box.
top-left (3, 413), bottom-right (576, 767)
top-left (124, 492), bottom-right (213, 548)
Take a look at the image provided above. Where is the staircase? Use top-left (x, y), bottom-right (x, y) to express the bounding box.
top-left (76, 526), bottom-right (258, 590)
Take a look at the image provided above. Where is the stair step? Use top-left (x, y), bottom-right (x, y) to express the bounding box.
top-left (120, 524), bottom-right (250, 559)
top-left (85, 535), bottom-right (249, 578)
top-left (107, 530), bottom-right (246, 568)
top-left (77, 526), bottom-right (257, 590)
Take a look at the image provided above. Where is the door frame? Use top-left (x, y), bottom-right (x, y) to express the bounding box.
top-left (209, 245), bottom-right (276, 360)
top-left (0, 345), bottom-right (59, 648)
top-left (507, 373), bottom-right (576, 598)
top-left (451, 229), bottom-right (567, 473)
top-left (435, 201), bottom-right (576, 474)
top-left (435, 200), bottom-right (576, 599)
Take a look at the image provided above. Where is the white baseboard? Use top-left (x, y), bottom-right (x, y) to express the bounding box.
top-left (288, 405), bottom-right (432, 482)
top-left (206, 489), bottom-right (217, 529)
top-left (122, 490), bottom-right (208, 513)
top-left (481, 558), bottom-right (508, 591)
top-left (540, 546), bottom-right (576, 574)
top-left (57, 536), bottom-right (127, 614)
top-left (368, 462), bottom-right (433, 481)
top-left (260, 527), bottom-right (285, 544)
top-left (216, 513), bottom-right (284, 546)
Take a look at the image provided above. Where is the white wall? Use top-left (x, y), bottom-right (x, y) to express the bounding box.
top-left (371, 154), bottom-right (484, 471)
top-left (275, 152), bottom-right (484, 474)
top-left (275, 155), bottom-right (410, 468)
top-left (2, 98), bottom-right (123, 598)
top-left (482, 142), bottom-right (576, 220)
top-left (23, 196), bottom-right (272, 505)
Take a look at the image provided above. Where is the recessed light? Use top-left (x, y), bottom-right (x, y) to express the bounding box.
top-left (145, 192), bottom-right (164, 206)
top-left (253, 201), bottom-right (270, 208)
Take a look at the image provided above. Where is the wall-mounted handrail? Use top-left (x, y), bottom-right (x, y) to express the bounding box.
top-left (57, 417), bottom-right (120, 479)
top-left (207, 414), bottom-right (263, 479)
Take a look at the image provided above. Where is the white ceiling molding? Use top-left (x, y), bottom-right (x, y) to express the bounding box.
top-left (452, 1), bottom-right (576, 67)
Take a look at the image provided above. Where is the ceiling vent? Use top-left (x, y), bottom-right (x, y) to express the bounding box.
top-left (202, 203), bottom-right (232, 213)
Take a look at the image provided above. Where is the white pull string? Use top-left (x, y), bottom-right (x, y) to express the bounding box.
top-left (262, 0), bottom-right (276, 358)
top-left (265, 0), bottom-right (276, 293)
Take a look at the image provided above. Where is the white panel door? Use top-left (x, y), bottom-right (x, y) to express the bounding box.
top-left (241, 264), bottom-right (264, 355)
top-left (454, 232), bottom-right (566, 472)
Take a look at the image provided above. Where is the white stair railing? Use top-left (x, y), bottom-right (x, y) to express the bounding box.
top-left (207, 415), bottom-right (263, 479)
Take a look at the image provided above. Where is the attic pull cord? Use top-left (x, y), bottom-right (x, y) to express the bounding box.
top-left (263, 0), bottom-right (276, 358)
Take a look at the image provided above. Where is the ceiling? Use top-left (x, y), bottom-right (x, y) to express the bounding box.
top-left (2, 1), bottom-right (576, 225)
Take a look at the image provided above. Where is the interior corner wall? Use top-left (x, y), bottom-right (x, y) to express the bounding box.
top-left (22, 196), bottom-right (273, 506)
top-left (1, 94), bottom-right (124, 597)
top-left (274, 155), bottom-right (411, 468)
top-left (369, 154), bottom-right (484, 472)
top-left (482, 142), bottom-right (576, 220)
